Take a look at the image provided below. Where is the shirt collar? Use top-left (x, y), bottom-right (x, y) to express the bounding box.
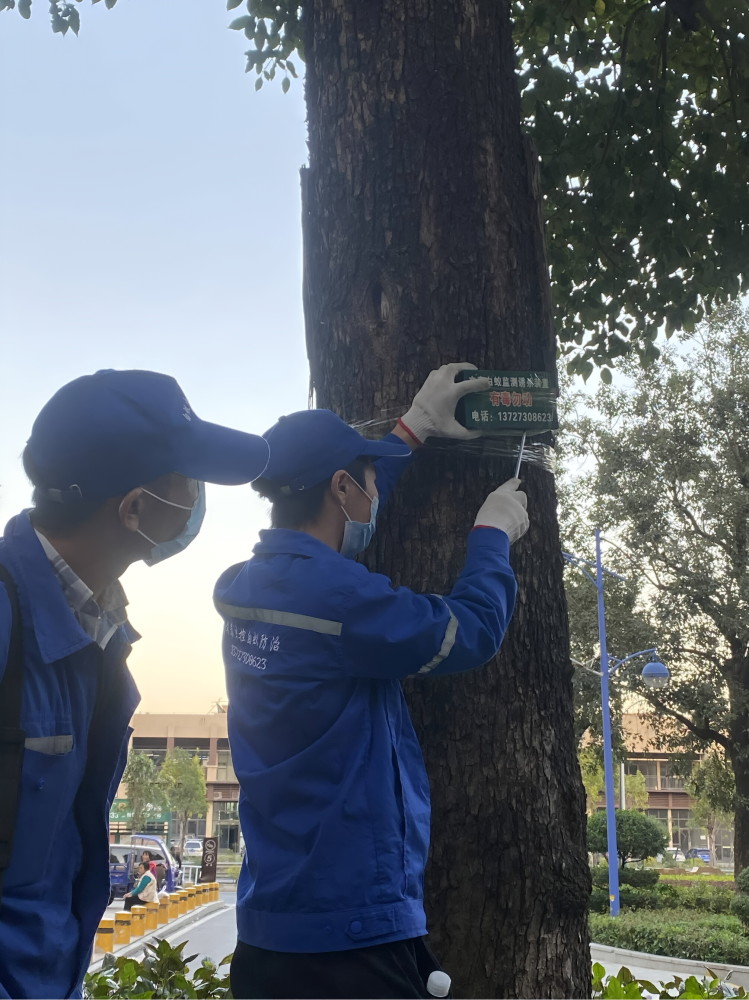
top-left (34, 529), bottom-right (128, 650)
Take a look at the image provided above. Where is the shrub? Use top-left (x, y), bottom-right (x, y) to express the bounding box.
top-left (620, 868), bottom-right (660, 889)
top-left (731, 893), bottom-right (749, 929)
top-left (736, 867), bottom-right (749, 895)
top-left (590, 887), bottom-right (610, 913)
top-left (84, 938), bottom-right (232, 998)
top-left (589, 910), bottom-right (749, 966)
top-left (591, 963), bottom-right (748, 999)
top-left (666, 883), bottom-right (734, 913)
top-left (590, 866), bottom-right (660, 890)
top-left (587, 810), bottom-right (668, 867)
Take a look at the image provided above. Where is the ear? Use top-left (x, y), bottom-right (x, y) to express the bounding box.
top-left (118, 487), bottom-right (145, 532)
top-left (329, 470), bottom-right (350, 507)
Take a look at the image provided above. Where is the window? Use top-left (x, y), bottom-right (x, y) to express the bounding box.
top-left (659, 762), bottom-right (685, 790)
top-left (627, 760), bottom-right (658, 790)
top-left (216, 749), bottom-right (237, 783)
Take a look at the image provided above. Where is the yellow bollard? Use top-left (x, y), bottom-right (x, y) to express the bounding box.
top-left (177, 891), bottom-right (188, 916)
top-left (145, 902), bottom-right (159, 932)
top-left (188, 886), bottom-right (197, 909)
top-left (158, 897), bottom-right (170, 925)
top-left (114, 912), bottom-right (131, 946)
top-left (194, 884), bottom-right (204, 905)
top-left (213, 882), bottom-right (220, 902)
top-left (168, 893), bottom-right (181, 920)
top-left (131, 905), bottom-right (146, 937)
top-left (95, 918), bottom-right (115, 953)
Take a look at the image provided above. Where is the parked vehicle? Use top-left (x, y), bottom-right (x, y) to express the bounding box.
top-left (108, 843), bottom-right (136, 901)
top-left (686, 847), bottom-right (712, 863)
top-left (657, 846), bottom-right (686, 863)
top-left (129, 834), bottom-right (183, 892)
top-left (183, 839), bottom-right (203, 855)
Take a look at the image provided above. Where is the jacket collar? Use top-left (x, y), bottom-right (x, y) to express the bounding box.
top-left (1, 511), bottom-right (137, 665)
top-left (253, 528), bottom-right (343, 559)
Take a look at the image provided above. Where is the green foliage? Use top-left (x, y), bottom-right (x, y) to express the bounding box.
top-left (122, 752), bottom-right (165, 834)
top-left (688, 753), bottom-right (735, 863)
top-left (228, 1), bottom-right (301, 91)
top-left (730, 893), bottom-right (749, 929)
top-left (591, 866), bottom-right (660, 889)
top-left (563, 304), bottom-right (749, 860)
top-left (588, 810), bottom-right (668, 867)
top-left (83, 938), bottom-right (232, 998)
top-left (579, 749), bottom-right (650, 813)
top-left (590, 910), bottom-right (749, 966)
top-left (735, 867), bottom-right (749, 895)
top-left (591, 962), bottom-right (748, 999)
top-left (159, 749), bottom-right (207, 850)
top-left (513, 4), bottom-right (749, 370)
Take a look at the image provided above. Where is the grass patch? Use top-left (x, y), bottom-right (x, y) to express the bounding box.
top-left (590, 909), bottom-right (749, 966)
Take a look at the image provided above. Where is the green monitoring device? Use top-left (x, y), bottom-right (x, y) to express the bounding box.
top-left (456, 370), bottom-right (558, 434)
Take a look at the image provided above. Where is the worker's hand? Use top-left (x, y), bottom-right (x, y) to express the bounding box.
top-left (399, 363), bottom-right (491, 444)
top-left (474, 478), bottom-right (529, 543)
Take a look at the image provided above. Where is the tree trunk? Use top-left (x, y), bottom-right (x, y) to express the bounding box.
top-left (302, 2), bottom-right (590, 996)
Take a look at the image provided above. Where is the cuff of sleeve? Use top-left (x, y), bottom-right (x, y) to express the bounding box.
top-left (469, 525), bottom-right (511, 553)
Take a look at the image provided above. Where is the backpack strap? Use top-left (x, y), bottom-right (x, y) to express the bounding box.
top-left (0, 563), bottom-right (26, 907)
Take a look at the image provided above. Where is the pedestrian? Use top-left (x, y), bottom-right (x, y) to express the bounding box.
top-left (123, 862), bottom-right (158, 911)
top-left (142, 850), bottom-right (165, 890)
top-left (0, 369), bottom-right (270, 1000)
top-left (214, 364), bottom-right (529, 999)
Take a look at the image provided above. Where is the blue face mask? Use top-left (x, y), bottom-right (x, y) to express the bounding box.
top-left (339, 477), bottom-right (379, 560)
top-left (136, 481), bottom-right (206, 566)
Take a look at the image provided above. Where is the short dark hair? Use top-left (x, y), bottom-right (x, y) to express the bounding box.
top-left (23, 445), bottom-right (105, 532)
top-left (253, 457), bottom-right (372, 530)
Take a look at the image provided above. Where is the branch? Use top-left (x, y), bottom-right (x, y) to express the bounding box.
top-left (643, 693), bottom-right (731, 751)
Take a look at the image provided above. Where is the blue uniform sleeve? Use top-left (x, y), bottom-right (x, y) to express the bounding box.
top-left (373, 432), bottom-right (414, 507)
top-left (340, 527), bottom-right (516, 679)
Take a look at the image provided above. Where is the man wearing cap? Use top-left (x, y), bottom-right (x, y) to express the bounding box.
top-left (214, 363), bottom-right (530, 999)
top-left (0, 369), bottom-right (269, 1000)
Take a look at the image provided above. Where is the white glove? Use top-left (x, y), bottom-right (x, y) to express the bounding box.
top-left (474, 478), bottom-right (529, 543)
top-left (399, 362), bottom-right (492, 443)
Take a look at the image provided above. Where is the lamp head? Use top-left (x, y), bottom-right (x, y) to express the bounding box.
top-left (641, 658), bottom-right (669, 690)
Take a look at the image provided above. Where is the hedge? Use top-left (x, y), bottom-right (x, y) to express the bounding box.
top-left (589, 910), bottom-right (749, 966)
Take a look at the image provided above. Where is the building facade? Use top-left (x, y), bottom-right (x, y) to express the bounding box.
top-left (112, 712), bottom-right (241, 851)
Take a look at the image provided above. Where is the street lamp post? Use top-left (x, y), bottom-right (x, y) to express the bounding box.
top-left (564, 529), bottom-right (669, 917)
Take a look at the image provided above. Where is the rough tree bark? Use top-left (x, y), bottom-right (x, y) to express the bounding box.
top-left (301, 1), bottom-right (591, 995)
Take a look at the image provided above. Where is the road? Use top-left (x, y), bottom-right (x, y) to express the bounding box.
top-left (161, 888), bottom-right (238, 971)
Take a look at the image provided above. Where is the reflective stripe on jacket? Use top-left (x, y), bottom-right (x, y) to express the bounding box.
top-left (214, 449), bottom-right (517, 953)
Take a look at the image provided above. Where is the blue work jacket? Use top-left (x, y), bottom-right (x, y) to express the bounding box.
top-left (214, 450), bottom-right (518, 953)
top-left (0, 512), bottom-right (140, 1000)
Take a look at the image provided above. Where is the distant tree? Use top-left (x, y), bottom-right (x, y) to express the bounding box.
top-left (159, 749), bottom-right (207, 853)
top-left (579, 748), bottom-right (649, 815)
top-left (121, 751), bottom-right (165, 833)
top-left (688, 751), bottom-right (735, 864)
top-left (588, 810), bottom-right (668, 867)
top-left (562, 302), bottom-right (749, 874)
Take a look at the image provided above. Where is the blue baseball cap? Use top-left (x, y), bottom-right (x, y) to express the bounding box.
top-left (26, 369), bottom-right (270, 502)
top-left (258, 409), bottom-right (411, 491)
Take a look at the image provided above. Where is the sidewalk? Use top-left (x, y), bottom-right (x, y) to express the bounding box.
top-left (89, 898), bottom-right (228, 973)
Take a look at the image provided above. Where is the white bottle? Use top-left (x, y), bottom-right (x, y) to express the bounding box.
top-left (426, 969), bottom-right (452, 997)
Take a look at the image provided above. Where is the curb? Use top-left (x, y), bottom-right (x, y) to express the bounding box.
top-left (591, 942), bottom-right (749, 988)
top-left (89, 901), bottom-right (228, 973)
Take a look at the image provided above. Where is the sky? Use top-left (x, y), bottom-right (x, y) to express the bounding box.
top-left (0, 0), bottom-right (310, 712)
